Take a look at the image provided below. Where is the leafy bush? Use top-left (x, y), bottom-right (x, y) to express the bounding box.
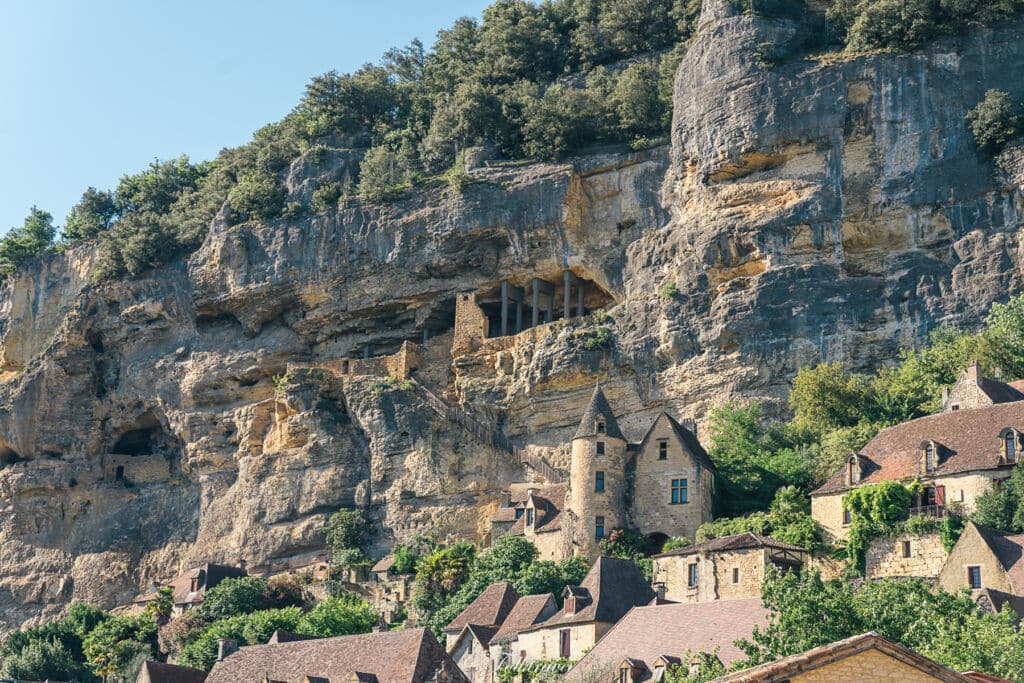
top-left (81, 614), bottom-right (157, 680)
top-left (63, 188), bottom-right (118, 241)
top-left (967, 90), bottom-right (1021, 154)
top-left (658, 281), bottom-right (678, 300)
top-left (842, 481), bottom-right (913, 570)
top-left (325, 509), bottom-right (373, 558)
top-left (195, 577), bottom-right (269, 622)
top-left (661, 536), bottom-right (692, 552)
top-left (294, 594), bottom-right (378, 637)
top-left (311, 180), bottom-right (343, 212)
top-left (228, 171), bottom-right (286, 220)
top-left (178, 607), bottom-right (302, 670)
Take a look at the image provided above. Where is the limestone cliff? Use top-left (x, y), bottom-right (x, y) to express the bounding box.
top-left (0, 0), bottom-right (1022, 632)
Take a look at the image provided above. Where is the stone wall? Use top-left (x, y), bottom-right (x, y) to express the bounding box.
top-left (865, 532), bottom-right (947, 580)
top-left (451, 631), bottom-right (494, 683)
top-left (630, 414), bottom-right (713, 541)
top-left (453, 294), bottom-right (489, 356)
top-left (811, 492), bottom-right (847, 541)
top-left (517, 621), bottom-right (606, 662)
top-left (653, 548), bottom-right (778, 603)
top-left (101, 454), bottom-right (171, 485)
top-left (938, 523), bottom-right (1012, 597)
top-left (790, 648), bottom-right (952, 682)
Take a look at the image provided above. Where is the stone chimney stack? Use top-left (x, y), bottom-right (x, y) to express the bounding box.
top-left (500, 491), bottom-right (512, 508)
top-left (942, 386), bottom-right (950, 403)
top-left (217, 637), bottom-right (239, 661)
top-left (654, 582), bottom-right (667, 600)
top-left (967, 360), bottom-right (981, 383)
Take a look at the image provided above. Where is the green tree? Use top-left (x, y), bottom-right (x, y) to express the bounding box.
top-left (178, 607), bottom-right (302, 670)
top-left (982, 295), bottom-right (1024, 381)
top-left (608, 62), bottom-right (665, 140)
top-left (413, 542), bottom-right (477, 617)
top-left (1, 638), bottom-right (87, 682)
top-left (228, 171), bottom-right (285, 221)
top-left (81, 614), bottom-right (157, 680)
top-left (63, 187), bottom-right (119, 241)
top-left (294, 594), bottom-right (378, 637)
top-left (0, 207), bottom-right (56, 278)
top-left (115, 156), bottom-right (206, 215)
top-left (966, 89), bottom-right (1021, 153)
top-left (325, 509), bottom-right (373, 563)
top-left (515, 556), bottom-right (590, 600)
top-left (789, 362), bottom-right (873, 432)
top-left (195, 576), bottom-right (269, 622)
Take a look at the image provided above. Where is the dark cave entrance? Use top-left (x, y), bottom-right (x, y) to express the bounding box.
top-left (111, 412), bottom-right (165, 456)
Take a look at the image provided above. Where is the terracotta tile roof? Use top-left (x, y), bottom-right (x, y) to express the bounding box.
top-left (709, 632), bottom-right (973, 683)
top-left (491, 506), bottom-right (519, 523)
top-left (444, 581), bottom-right (520, 633)
top-left (973, 523), bottom-right (1024, 594)
top-left (575, 385), bottom-right (625, 440)
top-left (267, 629), bottom-right (319, 644)
top-left (813, 401), bottom-right (1024, 495)
top-left (138, 660), bottom-right (208, 683)
top-left (205, 627), bottom-right (468, 683)
top-left (977, 376), bottom-right (1024, 404)
top-left (523, 557), bottom-right (655, 631)
top-left (653, 533), bottom-right (806, 559)
top-left (134, 563), bottom-right (247, 606)
top-left (491, 593), bottom-right (558, 643)
top-left (564, 599), bottom-right (768, 682)
top-left (508, 484), bottom-right (567, 535)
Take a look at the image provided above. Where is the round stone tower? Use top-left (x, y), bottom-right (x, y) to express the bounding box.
top-left (570, 384), bottom-right (628, 558)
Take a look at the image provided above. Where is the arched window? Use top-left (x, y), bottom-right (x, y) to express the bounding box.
top-left (1006, 431), bottom-right (1017, 463)
top-left (924, 443), bottom-right (936, 472)
top-left (846, 455), bottom-right (860, 486)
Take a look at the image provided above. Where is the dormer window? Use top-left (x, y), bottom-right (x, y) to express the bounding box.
top-left (526, 508), bottom-right (535, 527)
top-left (597, 419), bottom-right (606, 435)
top-left (566, 595), bottom-right (576, 614)
top-left (920, 441), bottom-right (940, 474)
top-left (846, 454), bottom-right (861, 486)
top-left (1001, 429), bottom-right (1019, 464)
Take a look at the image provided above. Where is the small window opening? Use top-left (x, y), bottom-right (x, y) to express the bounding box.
top-left (688, 563), bottom-right (699, 587)
top-left (595, 471), bottom-right (605, 492)
top-left (670, 479), bottom-right (688, 504)
top-left (658, 441), bottom-right (668, 460)
top-left (597, 420), bottom-right (606, 435)
top-left (968, 566), bottom-right (982, 589)
top-left (595, 516), bottom-right (605, 539)
top-left (596, 441), bottom-right (605, 455)
top-left (115, 465), bottom-right (125, 481)
top-left (902, 541), bottom-right (911, 558)
top-left (732, 567), bottom-right (740, 584)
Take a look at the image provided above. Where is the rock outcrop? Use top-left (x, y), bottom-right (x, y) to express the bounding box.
top-left (0, 0), bottom-right (1022, 632)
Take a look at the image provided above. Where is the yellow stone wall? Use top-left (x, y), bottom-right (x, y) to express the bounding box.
top-left (653, 547), bottom-right (776, 603)
top-left (630, 414), bottom-right (714, 540)
top-left (453, 294), bottom-right (489, 356)
top-left (865, 532), bottom-right (947, 580)
top-left (789, 648), bottom-right (951, 682)
top-left (938, 523), bottom-right (1012, 596)
top-left (103, 454), bottom-right (170, 484)
top-left (516, 621), bottom-right (604, 662)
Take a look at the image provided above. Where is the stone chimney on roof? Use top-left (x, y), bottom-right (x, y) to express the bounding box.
top-left (217, 637), bottom-right (239, 661)
top-left (967, 360), bottom-right (981, 383)
top-left (500, 491), bottom-right (512, 507)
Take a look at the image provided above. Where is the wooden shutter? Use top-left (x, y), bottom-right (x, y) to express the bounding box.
top-left (935, 485), bottom-right (946, 507)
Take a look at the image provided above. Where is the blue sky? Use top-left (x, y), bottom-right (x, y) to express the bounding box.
top-left (0, 1), bottom-right (492, 232)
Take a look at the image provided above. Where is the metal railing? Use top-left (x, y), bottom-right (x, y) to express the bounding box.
top-left (410, 379), bottom-right (565, 483)
top-left (908, 505), bottom-right (946, 519)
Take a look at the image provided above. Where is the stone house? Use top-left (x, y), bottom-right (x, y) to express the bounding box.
top-left (492, 386), bottom-right (715, 560)
top-left (651, 533), bottom-right (807, 604)
top-left (514, 556), bottom-right (655, 663)
top-left (938, 521), bottom-right (1024, 617)
top-left (205, 627), bottom-right (469, 683)
top-left (811, 368), bottom-right (1024, 540)
top-left (133, 563), bottom-right (247, 616)
top-left (941, 362), bottom-right (1024, 413)
top-left (444, 582), bottom-right (521, 651)
top-left (864, 531), bottom-right (948, 581)
top-left (563, 598), bottom-right (768, 682)
top-left (487, 594), bottom-right (559, 676)
top-left (708, 631), bottom-right (997, 683)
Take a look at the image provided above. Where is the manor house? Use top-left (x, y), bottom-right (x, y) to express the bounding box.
top-left (490, 386), bottom-right (716, 559)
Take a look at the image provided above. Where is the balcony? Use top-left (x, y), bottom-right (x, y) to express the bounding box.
top-left (908, 504), bottom-right (946, 519)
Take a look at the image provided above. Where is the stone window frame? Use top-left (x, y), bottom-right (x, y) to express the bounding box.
top-left (658, 440), bottom-right (668, 460)
top-left (846, 454), bottom-right (861, 486)
top-left (670, 478), bottom-right (688, 504)
top-left (920, 440), bottom-right (939, 474)
top-left (999, 428), bottom-right (1020, 464)
top-left (595, 470), bottom-right (605, 492)
top-left (967, 565), bottom-right (982, 589)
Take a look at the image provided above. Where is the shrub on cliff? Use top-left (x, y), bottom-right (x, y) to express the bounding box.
top-left (228, 170), bottom-right (286, 221)
top-left (0, 207), bottom-right (56, 279)
top-left (967, 89), bottom-right (1022, 154)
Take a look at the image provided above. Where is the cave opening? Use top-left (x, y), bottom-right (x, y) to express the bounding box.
top-left (0, 446), bottom-right (23, 467)
top-left (111, 412), bottom-right (165, 457)
top-left (476, 270), bottom-right (615, 338)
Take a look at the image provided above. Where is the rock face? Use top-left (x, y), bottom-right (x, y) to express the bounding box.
top-left (0, 0), bottom-right (1022, 632)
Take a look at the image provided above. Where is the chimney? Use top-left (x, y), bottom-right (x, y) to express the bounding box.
top-left (654, 582), bottom-right (667, 600)
top-left (217, 637), bottom-right (239, 661)
top-left (682, 418), bottom-right (697, 433)
top-left (500, 491), bottom-right (512, 508)
top-left (967, 360), bottom-right (981, 383)
top-left (941, 386), bottom-right (950, 403)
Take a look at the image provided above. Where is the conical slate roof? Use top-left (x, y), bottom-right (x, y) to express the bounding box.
top-left (574, 385), bottom-right (624, 440)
